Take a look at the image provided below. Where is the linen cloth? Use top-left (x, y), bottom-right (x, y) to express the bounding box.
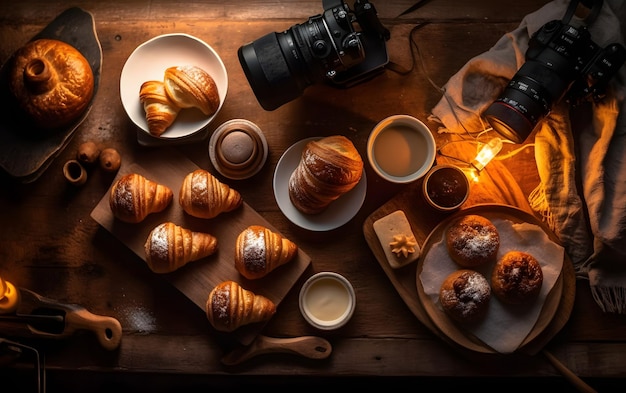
top-left (429, 0), bottom-right (626, 313)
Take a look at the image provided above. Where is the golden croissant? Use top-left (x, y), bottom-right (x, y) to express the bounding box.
top-left (144, 222), bottom-right (218, 273)
top-left (109, 173), bottom-right (173, 223)
top-left (235, 225), bottom-right (298, 280)
top-left (288, 135), bottom-right (363, 215)
top-left (179, 169), bottom-right (243, 219)
top-left (164, 65), bottom-right (220, 116)
top-left (139, 80), bottom-right (180, 137)
top-left (205, 280), bottom-right (276, 332)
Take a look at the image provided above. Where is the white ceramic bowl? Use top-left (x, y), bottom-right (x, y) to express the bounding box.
top-left (120, 33), bottom-right (228, 140)
top-left (299, 272), bottom-right (356, 330)
top-left (367, 115), bottom-right (436, 183)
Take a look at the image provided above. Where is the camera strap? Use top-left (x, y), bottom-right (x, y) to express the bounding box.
top-left (562, 0), bottom-right (603, 26)
top-left (397, 0), bottom-right (435, 17)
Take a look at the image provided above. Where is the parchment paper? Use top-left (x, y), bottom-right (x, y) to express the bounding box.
top-left (420, 218), bottom-right (564, 353)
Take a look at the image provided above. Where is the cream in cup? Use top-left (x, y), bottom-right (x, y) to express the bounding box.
top-left (367, 115), bottom-right (436, 183)
top-left (299, 272), bottom-right (356, 330)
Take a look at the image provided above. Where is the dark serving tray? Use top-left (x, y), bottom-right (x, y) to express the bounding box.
top-left (0, 7), bottom-right (102, 183)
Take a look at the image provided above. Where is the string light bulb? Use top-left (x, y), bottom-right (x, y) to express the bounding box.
top-left (471, 138), bottom-right (503, 172)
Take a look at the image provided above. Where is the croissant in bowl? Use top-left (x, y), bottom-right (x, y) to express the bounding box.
top-left (139, 80), bottom-right (180, 137)
top-left (163, 65), bottom-right (220, 116)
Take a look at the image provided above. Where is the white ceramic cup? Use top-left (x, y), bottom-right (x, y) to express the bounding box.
top-left (299, 272), bottom-right (356, 330)
top-left (367, 115), bottom-right (436, 184)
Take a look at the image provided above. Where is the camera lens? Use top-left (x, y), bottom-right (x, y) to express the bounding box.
top-left (486, 2), bottom-right (626, 143)
top-left (484, 73), bottom-right (554, 143)
top-left (238, 1), bottom-right (389, 111)
top-left (239, 30), bottom-right (313, 111)
top-left (485, 47), bottom-right (575, 143)
top-left (240, 10), bottom-right (350, 112)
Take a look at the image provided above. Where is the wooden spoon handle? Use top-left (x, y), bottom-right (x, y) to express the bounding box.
top-left (542, 350), bottom-right (597, 393)
top-left (64, 308), bottom-right (123, 351)
top-left (221, 335), bottom-right (332, 366)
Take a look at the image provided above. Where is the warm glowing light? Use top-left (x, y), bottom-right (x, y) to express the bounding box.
top-left (468, 168), bottom-right (480, 183)
top-left (471, 138), bottom-right (503, 172)
top-left (0, 275), bottom-right (19, 314)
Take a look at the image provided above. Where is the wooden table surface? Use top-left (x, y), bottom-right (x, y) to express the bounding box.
top-left (1, 1), bottom-right (625, 391)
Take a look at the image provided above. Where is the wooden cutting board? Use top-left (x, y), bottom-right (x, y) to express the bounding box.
top-left (90, 148), bottom-right (312, 346)
top-left (362, 167), bottom-right (576, 356)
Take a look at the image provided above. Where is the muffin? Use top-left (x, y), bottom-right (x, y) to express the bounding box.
top-left (439, 269), bottom-right (491, 323)
top-left (491, 251), bottom-right (543, 304)
top-left (446, 214), bottom-right (500, 267)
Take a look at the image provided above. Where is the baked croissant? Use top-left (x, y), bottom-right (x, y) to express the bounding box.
top-left (205, 280), bottom-right (276, 332)
top-left (235, 225), bottom-right (298, 280)
top-left (109, 173), bottom-right (173, 223)
top-left (164, 65), bottom-right (220, 116)
top-left (144, 222), bottom-right (218, 273)
top-left (139, 80), bottom-right (180, 136)
top-left (288, 135), bottom-right (363, 214)
top-left (179, 169), bottom-right (243, 219)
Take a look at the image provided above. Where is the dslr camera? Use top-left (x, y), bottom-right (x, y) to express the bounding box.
top-left (238, 0), bottom-right (390, 111)
top-left (484, 0), bottom-right (626, 143)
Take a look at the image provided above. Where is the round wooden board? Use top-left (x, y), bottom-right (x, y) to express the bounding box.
top-left (415, 204), bottom-right (572, 354)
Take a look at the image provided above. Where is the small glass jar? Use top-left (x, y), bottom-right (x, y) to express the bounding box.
top-left (422, 164), bottom-right (470, 212)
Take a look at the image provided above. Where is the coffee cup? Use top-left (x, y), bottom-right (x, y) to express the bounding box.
top-left (367, 115), bottom-right (436, 183)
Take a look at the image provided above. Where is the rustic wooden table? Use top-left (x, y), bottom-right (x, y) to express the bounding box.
top-left (1, 1), bottom-right (625, 391)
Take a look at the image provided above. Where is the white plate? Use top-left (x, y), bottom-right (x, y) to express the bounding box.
top-left (273, 137), bottom-right (367, 232)
top-left (120, 33), bottom-right (228, 140)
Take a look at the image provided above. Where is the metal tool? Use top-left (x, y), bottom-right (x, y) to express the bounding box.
top-left (0, 287), bottom-right (122, 351)
top-left (221, 335), bottom-right (332, 366)
top-left (0, 337), bottom-right (46, 393)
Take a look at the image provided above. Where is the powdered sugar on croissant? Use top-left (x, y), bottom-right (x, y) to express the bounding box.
top-left (144, 222), bottom-right (218, 273)
top-left (235, 225), bottom-right (298, 279)
top-left (179, 169), bottom-right (243, 219)
top-left (109, 173), bottom-right (173, 223)
top-left (164, 65), bottom-right (220, 116)
top-left (205, 280), bottom-right (276, 332)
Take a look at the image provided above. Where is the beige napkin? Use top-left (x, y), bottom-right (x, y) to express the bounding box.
top-left (430, 0), bottom-right (626, 313)
top-left (420, 218), bottom-right (564, 353)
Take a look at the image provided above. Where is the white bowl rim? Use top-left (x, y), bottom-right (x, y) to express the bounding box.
top-left (120, 33), bottom-right (228, 140)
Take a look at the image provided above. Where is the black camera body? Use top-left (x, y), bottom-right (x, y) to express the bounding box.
top-left (484, 0), bottom-right (626, 143)
top-left (238, 0), bottom-right (390, 111)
